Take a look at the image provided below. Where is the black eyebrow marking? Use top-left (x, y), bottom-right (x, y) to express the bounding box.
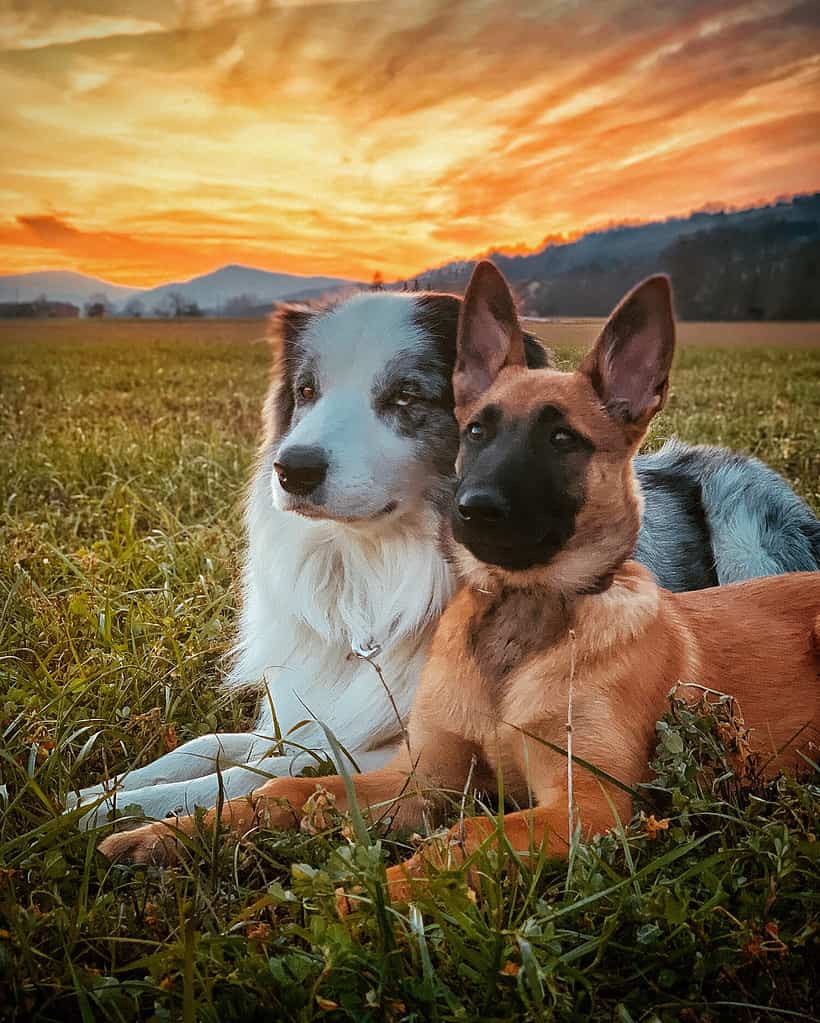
top-left (534, 403), bottom-right (595, 450)
top-left (534, 402), bottom-right (567, 421)
top-left (373, 347), bottom-right (451, 402)
top-left (474, 403), bottom-right (502, 425)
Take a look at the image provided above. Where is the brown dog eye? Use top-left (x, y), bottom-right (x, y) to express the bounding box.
top-left (298, 385), bottom-right (316, 402)
top-left (467, 422), bottom-right (484, 441)
top-left (392, 390), bottom-right (416, 408)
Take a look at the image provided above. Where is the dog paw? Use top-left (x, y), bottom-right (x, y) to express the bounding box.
top-left (379, 827), bottom-right (486, 905)
top-left (98, 822), bottom-right (185, 866)
top-left (334, 884), bottom-right (363, 917)
top-left (333, 869), bottom-right (414, 918)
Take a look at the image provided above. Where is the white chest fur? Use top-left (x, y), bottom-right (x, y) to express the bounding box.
top-left (228, 475), bottom-right (455, 757)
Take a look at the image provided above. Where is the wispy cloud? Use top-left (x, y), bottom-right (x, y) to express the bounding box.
top-left (0, 7), bottom-right (166, 51)
top-left (1, 0), bottom-right (818, 284)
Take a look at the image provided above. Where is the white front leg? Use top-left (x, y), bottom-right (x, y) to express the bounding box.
top-left (70, 745), bottom-right (398, 829)
top-left (70, 731), bottom-right (263, 802)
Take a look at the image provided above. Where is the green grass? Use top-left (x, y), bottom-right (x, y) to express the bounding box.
top-left (1, 320), bottom-right (819, 1022)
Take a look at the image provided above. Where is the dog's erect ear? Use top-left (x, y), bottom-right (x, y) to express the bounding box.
top-left (454, 261), bottom-right (527, 408)
top-left (580, 275), bottom-right (675, 430)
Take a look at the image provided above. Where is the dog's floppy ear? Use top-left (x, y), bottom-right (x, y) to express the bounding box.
top-left (579, 275), bottom-right (675, 432)
top-left (454, 261), bottom-right (527, 408)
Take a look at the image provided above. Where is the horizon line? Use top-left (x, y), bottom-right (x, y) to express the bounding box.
top-left (3, 188), bottom-right (818, 290)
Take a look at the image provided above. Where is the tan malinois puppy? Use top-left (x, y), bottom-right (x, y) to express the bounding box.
top-left (100, 263), bottom-right (819, 900)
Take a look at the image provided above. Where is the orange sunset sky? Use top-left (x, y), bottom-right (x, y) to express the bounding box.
top-left (1, 0), bottom-right (819, 287)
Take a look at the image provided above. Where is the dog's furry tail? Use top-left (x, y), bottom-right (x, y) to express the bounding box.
top-left (661, 439), bottom-right (820, 583)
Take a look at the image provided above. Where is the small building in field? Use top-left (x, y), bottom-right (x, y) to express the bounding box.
top-left (46, 301), bottom-right (81, 318)
top-left (0, 300), bottom-right (80, 319)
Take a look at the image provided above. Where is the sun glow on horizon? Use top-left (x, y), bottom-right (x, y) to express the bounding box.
top-left (1, 0), bottom-right (819, 287)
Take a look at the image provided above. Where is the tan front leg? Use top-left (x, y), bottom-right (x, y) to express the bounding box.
top-left (98, 768), bottom-right (417, 865)
top-left (383, 776), bottom-right (630, 903)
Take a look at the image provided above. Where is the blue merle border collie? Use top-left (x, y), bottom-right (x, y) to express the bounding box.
top-left (71, 279), bottom-right (820, 827)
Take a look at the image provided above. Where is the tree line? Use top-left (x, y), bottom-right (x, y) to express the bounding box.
top-left (516, 219), bottom-right (820, 320)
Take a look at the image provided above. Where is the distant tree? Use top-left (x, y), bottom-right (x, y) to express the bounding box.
top-left (153, 293), bottom-right (182, 318)
top-left (223, 292), bottom-right (263, 317)
top-left (122, 297), bottom-right (144, 318)
top-left (370, 271), bottom-right (384, 291)
top-left (157, 291), bottom-right (203, 317)
top-left (84, 292), bottom-right (110, 318)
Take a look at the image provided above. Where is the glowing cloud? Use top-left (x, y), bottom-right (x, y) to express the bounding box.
top-left (1, 0), bottom-right (818, 285)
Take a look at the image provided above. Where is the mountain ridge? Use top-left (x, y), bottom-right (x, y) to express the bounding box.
top-left (396, 192), bottom-right (820, 320)
top-left (3, 192), bottom-right (818, 319)
top-left (402, 193), bottom-right (820, 290)
top-left (0, 270), bottom-right (142, 305)
top-left (0, 264), bottom-right (360, 311)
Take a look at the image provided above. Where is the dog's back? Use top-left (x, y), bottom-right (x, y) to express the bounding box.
top-left (670, 572), bottom-right (820, 771)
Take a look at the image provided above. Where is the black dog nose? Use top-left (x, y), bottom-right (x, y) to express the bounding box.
top-left (456, 487), bottom-right (509, 525)
top-left (274, 446), bottom-right (328, 496)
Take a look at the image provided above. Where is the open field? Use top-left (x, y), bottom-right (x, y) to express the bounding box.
top-left (1, 318), bottom-right (819, 1021)
top-left (526, 318), bottom-right (820, 349)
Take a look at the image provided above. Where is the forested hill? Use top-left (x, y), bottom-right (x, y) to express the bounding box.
top-left (404, 193), bottom-right (820, 320)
